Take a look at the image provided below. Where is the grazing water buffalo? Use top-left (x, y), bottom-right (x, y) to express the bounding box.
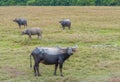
top-left (59, 19), bottom-right (71, 30)
top-left (13, 18), bottom-right (27, 28)
top-left (30, 46), bottom-right (77, 76)
top-left (21, 27), bottom-right (42, 39)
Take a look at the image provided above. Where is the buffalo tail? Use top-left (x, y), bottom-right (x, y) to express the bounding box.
top-left (30, 53), bottom-right (32, 68)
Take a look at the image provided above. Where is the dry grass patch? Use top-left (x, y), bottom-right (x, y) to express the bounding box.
top-left (0, 6), bottom-right (120, 82)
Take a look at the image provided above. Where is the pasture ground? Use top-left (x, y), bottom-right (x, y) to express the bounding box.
top-left (0, 6), bottom-right (120, 82)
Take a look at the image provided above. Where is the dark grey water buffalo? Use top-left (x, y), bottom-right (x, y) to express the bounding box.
top-left (30, 46), bottom-right (77, 76)
top-left (13, 18), bottom-right (27, 28)
top-left (21, 27), bottom-right (42, 39)
top-left (59, 19), bottom-right (71, 30)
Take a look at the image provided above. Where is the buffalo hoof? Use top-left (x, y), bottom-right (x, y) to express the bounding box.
top-left (61, 75), bottom-right (64, 77)
top-left (53, 73), bottom-right (57, 76)
top-left (54, 74), bottom-right (57, 76)
top-left (34, 74), bottom-right (37, 76)
top-left (38, 74), bottom-right (41, 76)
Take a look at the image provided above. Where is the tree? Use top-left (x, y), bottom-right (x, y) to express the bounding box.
top-left (95, 0), bottom-right (102, 6)
top-left (0, 0), bottom-right (120, 6)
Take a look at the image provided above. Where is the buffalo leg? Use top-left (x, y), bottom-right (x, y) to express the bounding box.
top-left (68, 26), bottom-right (70, 30)
top-left (35, 59), bottom-right (41, 76)
top-left (34, 64), bottom-right (37, 76)
top-left (24, 25), bottom-right (26, 28)
top-left (59, 64), bottom-right (63, 76)
top-left (33, 56), bottom-right (37, 76)
top-left (34, 63), bottom-right (41, 76)
top-left (26, 23), bottom-right (27, 28)
top-left (28, 34), bottom-right (31, 39)
top-left (36, 64), bottom-right (41, 76)
top-left (62, 26), bottom-right (65, 30)
top-left (58, 56), bottom-right (64, 76)
top-left (19, 25), bottom-right (21, 29)
top-left (38, 33), bottom-right (42, 39)
top-left (54, 63), bottom-right (58, 75)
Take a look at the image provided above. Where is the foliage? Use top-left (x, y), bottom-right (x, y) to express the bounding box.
top-left (0, 0), bottom-right (120, 6)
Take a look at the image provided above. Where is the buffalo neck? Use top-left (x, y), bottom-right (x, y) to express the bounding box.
top-left (61, 53), bottom-right (71, 61)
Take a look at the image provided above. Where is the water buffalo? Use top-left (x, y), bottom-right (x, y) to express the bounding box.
top-left (59, 19), bottom-right (71, 30)
top-left (21, 27), bottom-right (42, 39)
top-left (13, 18), bottom-right (27, 28)
top-left (30, 46), bottom-right (77, 76)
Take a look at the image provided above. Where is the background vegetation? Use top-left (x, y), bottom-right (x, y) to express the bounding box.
top-left (0, 0), bottom-right (120, 6)
top-left (0, 6), bottom-right (120, 82)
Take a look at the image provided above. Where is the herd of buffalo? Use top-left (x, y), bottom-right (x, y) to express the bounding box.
top-left (13, 18), bottom-right (77, 76)
top-left (13, 18), bottom-right (71, 39)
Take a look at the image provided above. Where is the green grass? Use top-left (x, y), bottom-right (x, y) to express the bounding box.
top-left (0, 6), bottom-right (120, 82)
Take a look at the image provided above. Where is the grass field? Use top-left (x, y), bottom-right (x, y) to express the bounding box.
top-left (0, 6), bottom-right (120, 82)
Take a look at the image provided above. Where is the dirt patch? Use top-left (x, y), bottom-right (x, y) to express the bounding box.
top-left (108, 76), bottom-right (120, 82)
top-left (1, 66), bottom-right (25, 78)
